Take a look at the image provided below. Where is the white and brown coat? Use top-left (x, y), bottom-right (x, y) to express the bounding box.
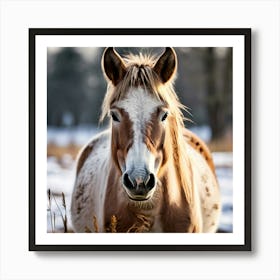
top-left (71, 47), bottom-right (221, 233)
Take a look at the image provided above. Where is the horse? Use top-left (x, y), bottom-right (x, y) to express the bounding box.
top-left (70, 47), bottom-right (221, 233)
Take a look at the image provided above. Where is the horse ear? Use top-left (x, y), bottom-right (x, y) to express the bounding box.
top-left (153, 47), bottom-right (177, 83)
top-left (102, 47), bottom-right (126, 86)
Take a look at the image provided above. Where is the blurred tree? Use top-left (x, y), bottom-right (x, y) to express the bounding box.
top-left (204, 48), bottom-right (232, 140)
top-left (47, 48), bottom-right (89, 126)
top-left (82, 48), bottom-right (107, 124)
top-left (48, 47), bottom-right (107, 127)
top-left (175, 47), bottom-right (208, 126)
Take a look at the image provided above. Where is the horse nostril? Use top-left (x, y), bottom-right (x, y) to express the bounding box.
top-left (145, 173), bottom-right (156, 190)
top-left (123, 173), bottom-right (135, 190)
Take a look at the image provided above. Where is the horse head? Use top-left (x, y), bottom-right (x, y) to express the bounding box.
top-left (102, 47), bottom-right (178, 202)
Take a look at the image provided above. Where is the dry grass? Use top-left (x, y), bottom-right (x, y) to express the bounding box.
top-left (47, 189), bottom-right (70, 233)
top-left (47, 192), bottom-right (226, 233)
top-left (127, 214), bottom-right (151, 233)
top-left (83, 214), bottom-right (152, 233)
top-left (84, 215), bottom-right (118, 233)
top-left (47, 190), bottom-right (119, 233)
top-left (47, 190), bottom-right (152, 233)
top-left (47, 142), bottom-right (81, 160)
top-left (85, 216), bottom-right (100, 233)
top-left (208, 139), bottom-right (232, 152)
top-left (110, 215), bottom-right (117, 233)
top-left (208, 129), bottom-right (233, 152)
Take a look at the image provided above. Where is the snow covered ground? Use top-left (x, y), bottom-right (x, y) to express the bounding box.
top-left (47, 126), bottom-right (232, 233)
top-left (48, 125), bottom-right (102, 147)
top-left (213, 153), bottom-right (233, 232)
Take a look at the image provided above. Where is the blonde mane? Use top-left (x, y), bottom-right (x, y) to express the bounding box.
top-left (101, 52), bottom-right (195, 207)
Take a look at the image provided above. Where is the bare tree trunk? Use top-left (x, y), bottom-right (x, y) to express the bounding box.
top-left (205, 48), bottom-right (232, 141)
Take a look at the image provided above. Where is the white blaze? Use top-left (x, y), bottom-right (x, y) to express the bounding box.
top-left (116, 88), bottom-right (162, 173)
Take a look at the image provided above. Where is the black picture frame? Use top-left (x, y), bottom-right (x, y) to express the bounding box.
top-left (29, 28), bottom-right (251, 251)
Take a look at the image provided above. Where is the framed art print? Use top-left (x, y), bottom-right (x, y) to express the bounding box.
top-left (29, 28), bottom-right (251, 251)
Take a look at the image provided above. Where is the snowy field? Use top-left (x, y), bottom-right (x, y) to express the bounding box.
top-left (47, 126), bottom-right (232, 233)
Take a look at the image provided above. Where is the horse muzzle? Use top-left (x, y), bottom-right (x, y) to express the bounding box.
top-left (122, 170), bottom-right (156, 201)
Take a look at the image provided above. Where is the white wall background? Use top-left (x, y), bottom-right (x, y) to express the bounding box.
top-left (0, 0), bottom-right (279, 279)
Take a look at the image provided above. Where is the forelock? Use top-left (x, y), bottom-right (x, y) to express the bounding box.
top-left (100, 51), bottom-right (186, 125)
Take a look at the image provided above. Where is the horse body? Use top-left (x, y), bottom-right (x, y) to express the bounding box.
top-left (71, 47), bottom-right (221, 233)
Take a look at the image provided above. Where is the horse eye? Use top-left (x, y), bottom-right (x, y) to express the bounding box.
top-left (111, 112), bottom-right (120, 122)
top-left (161, 112), bottom-right (169, 122)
